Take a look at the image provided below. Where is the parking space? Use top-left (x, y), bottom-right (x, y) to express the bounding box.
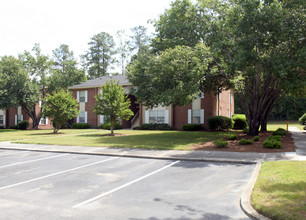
top-left (0, 150), bottom-right (254, 219)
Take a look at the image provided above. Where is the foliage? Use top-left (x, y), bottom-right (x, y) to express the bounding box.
top-left (94, 79), bottom-right (134, 135)
top-left (267, 135), bottom-right (282, 142)
top-left (48, 44), bottom-right (86, 93)
top-left (43, 90), bottom-right (79, 133)
top-left (272, 128), bottom-right (287, 136)
top-left (232, 114), bottom-right (247, 129)
top-left (227, 133), bottom-right (238, 140)
top-left (207, 116), bottom-right (232, 131)
top-left (72, 123), bottom-right (90, 129)
top-left (298, 113), bottom-right (306, 125)
top-left (129, 26), bottom-right (150, 55)
top-left (182, 124), bottom-right (202, 131)
top-left (17, 120), bottom-right (29, 130)
top-left (100, 122), bottom-right (122, 130)
top-left (213, 139), bottom-right (228, 148)
top-left (239, 138), bottom-right (254, 145)
top-left (82, 32), bottom-right (117, 79)
top-left (252, 136), bottom-right (260, 142)
top-left (10, 125), bottom-right (19, 129)
top-left (134, 123), bottom-right (173, 130)
top-left (263, 139), bottom-right (282, 149)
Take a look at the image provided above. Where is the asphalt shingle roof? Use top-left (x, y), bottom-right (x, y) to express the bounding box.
top-left (68, 75), bottom-right (131, 89)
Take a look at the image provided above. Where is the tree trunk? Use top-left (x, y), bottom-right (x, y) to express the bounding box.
top-left (260, 118), bottom-right (268, 132)
top-left (110, 118), bottom-right (114, 135)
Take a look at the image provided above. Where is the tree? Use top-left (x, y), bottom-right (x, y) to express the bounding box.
top-left (128, 0), bottom-right (306, 135)
top-left (42, 90), bottom-right (79, 134)
top-left (48, 44), bottom-right (87, 93)
top-left (0, 56), bottom-right (41, 128)
top-left (94, 80), bottom-right (134, 135)
top-left (129, 26), bottom-right (150, 55)
top-left (83, 32), bottom-right (117, 79)
top-left (116, 30), bottom-right (130, 75)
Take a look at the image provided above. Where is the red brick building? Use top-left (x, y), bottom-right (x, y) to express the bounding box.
top-left (68, 75), bottom-right (234, 130)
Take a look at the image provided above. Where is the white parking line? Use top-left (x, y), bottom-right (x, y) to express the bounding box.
top-left (0, 157), bottom-right (117, 190)
top-left (0, 151), bottom-right (25, 157)
top-left (0, 154), bottom-right (69, 169)
top-left (73, 160), bottom-right (180, 208)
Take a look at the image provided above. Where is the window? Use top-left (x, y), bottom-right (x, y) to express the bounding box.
top-left (40, 117), bottom-right (48, 125)
top-left (77, 112), bottom-right (87, 123)
top-left (15, 115), bottom-right (23, 125)
top-left (149, 110), bottom-right (165, 124)
top-left (188, 109), bottom-right (204, 124)
top-left (0, 115), bottom-right (3, 125)
top-left (79, 91), bottom-right (86, 102)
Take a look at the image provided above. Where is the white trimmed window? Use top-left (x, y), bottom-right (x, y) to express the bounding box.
top-left (145, 110), bottom-right (169, 124)
top-left (0, 115), bottom-right (4, 125)
top-left (15, 115), bottom-right (23, 125)
top-left (100, 115), bottom-right (105, 124)
top-left (77, 111), bottom-right (87, 123)
top-left (39, 117), bottom-right (48, 125)
top-left (77, 91), bottom-right (88, 103)
top-left (188, 109), bottom-right (204, 124)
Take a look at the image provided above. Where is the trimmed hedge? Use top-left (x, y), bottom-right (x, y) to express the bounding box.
top-left (298, 113), bottom-right (306, 125)
top-left (207, 116), bottom-right (232, 131)
top-left (213, 139), bottom-right (228, 148)
top-left (272, 128), bottom-right (287, 136)
top-left (134, 123), bottom-right (172, 130)
top-left (232, 114), bottom-right (247, 129)
top-left (72, 123), bottom-right (90, 129)
top-left (10, 125), bottom-right (19, 129)
top-left (17, 120), bottom-right (29, 130)
top-left (100, 122), bottom-right (122, 130)
top-left (182, 124), bottom-right (202, 131)
top-left (263, 139), bottom-right (282, 149)
top-left (239, 138), bottom-right (254, 145)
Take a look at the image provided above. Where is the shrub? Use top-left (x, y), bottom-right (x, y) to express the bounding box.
top-left (17, 120), bottom-right (29, 130)
top-left (243, 128), bottom-right (249, 134)
top-left (272, 128), bottom-right (287, 136)
top-left (227, 133), bottom-right (238, 140)
top-left (136, 123), bottom-right (173, 130)
top-left (304, 126), bottom-right (306, 130)
top-left (213, 139), bottom-right (228, 148)
top-left (267, 135), bottom-right (282, 142)
top-left (232, 114), bottom-right (247, 129)
top-left (263, 139), bottom-right (282, 149)
top-left (252, 136), bottom-right (260, 141)
top-left (10, 125), bottom-right (19, 129)
top-left (0, 126), bottom-right (4, 129)
top-left (72, 123), bottom-right (90, 129)
top-left (182, 124), bottom-right (202, 131)
top-left (132, 126), bottom-right (139, 130)
top-left (207, 116), bottom-right (232, 131)
top-left (239, 138), bottom-right (254, 145)
top-left (100, 122), bottom-right (122, 130)
top-left (298, 113), bottom-right (306, 125)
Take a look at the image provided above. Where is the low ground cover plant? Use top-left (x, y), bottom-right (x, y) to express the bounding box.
top-left (263, 139), bottom-right (282, 149)
top-left (207, 116), bottom-right (232, 131)
top-left (72, 123), bottom-right (90, 129)
top-left (239, 138), bottom-right (254, 145)
top-left (227, 133), bottom-right (238, 140)
top-left (232, 114), bottom-right (247, 129)
top-left (272, 128), bottom-right (287, 136)
top-left (252, 136), bottom-right (260, 141)
top-left (267, 135), bottom-right (282, 142)
top-left (182, 124), bottom-right (202, 131)
top-left (213, 139), bottom-right (228, 148)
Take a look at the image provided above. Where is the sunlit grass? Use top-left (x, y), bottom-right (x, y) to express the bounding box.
top-left (252, 161), bottom-right (306, 220)
top-left (267, 121), bottom-right (304, 131)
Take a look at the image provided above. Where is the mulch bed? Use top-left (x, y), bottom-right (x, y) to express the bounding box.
top-left (191, 131), bottom-right (296, 153)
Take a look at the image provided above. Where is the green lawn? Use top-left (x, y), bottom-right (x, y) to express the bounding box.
top-left (267, 121), bottom-right (304, 131)
top-left (0, 129), bottom-right (101, 142)
top-left (9, 129), bottom-right (232, 150)
top-left (252, 161), bottom-right (306, 220)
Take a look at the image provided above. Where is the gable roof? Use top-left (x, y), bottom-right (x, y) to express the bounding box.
top-left (68, 75), bottom-right (131, 89)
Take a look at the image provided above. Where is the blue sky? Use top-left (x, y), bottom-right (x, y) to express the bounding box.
top-left (0, 0), bottom-right (174, 62)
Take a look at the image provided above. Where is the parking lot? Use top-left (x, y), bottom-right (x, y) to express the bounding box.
top-left (0, 149), bottom-right (254, 220)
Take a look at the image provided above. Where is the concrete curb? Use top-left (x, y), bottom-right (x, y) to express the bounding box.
top-left (240, 161), bottom-right (271, 220)
top-left (0, 147), bottom-right (257, 165)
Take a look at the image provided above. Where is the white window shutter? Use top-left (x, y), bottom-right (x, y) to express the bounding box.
top-left (145, 110), bottom-right (149, 124)
top-left (77, 116), bottom-right (79, 123)
top-left (77, 91), bottom-right (80, 102)
top-left (200, 109), bottom-right (204, 124)
top-left (85, 111), bottom-right (88, 123)
top-left (15, 115), bottom-right (17, 125)
top-left (21, 115), bottom-right (23, 121)
top-left (188, 110), bottom-right (191, 124)
top-left (85, 91), bottom-right (88, 102)
top-left (3, 115), bottom-right (5, 125)
top-left (99, 89), bottom-right (102, 95)
top-left (164, 110), bottom-right (169, 124)
top-left (100, 115), bottom-right (104, 124)
top-left (46, 117), bottom-right (48, 124)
